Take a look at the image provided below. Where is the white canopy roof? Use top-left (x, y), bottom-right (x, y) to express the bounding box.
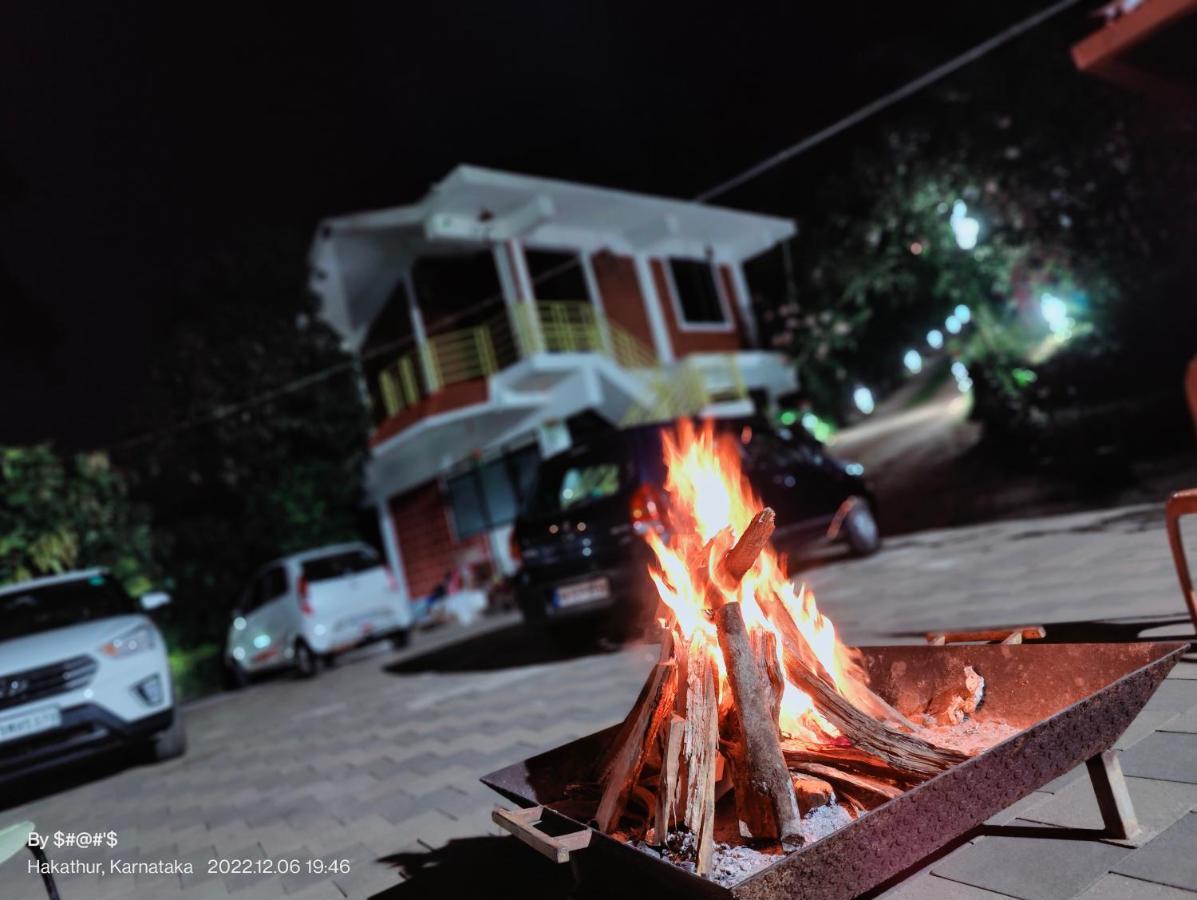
top-left (310, 165), bottom-right (795, 348)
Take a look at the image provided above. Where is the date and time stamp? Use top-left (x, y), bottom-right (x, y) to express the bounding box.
top-left (25, 830), bottom-right (352, 880)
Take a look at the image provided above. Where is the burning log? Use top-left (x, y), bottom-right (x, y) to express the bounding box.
top-left (790, 761), bottom-right (904, 809)
top-left (751, 629), bottom-right (784, 726)
top-left (791, 773), bottom-right (835, 815)
top-left (755, 586), bottom-right (969, 779)
top-left (682, 634), bottom-right (719, 875)
top-left (709, 510), bottom-right (804, 844)
top-left (782, 744), bottom-right (920, 790)
top-left (595, 659), bottom-right (678, 832)
top-left (654, 714), bottom-right (686, 843)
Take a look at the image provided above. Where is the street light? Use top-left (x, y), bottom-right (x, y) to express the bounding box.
top-left (950, 200), bottom-right (980, 251)
top-left (1040, 292), bottom-right (1073, 338)
top-left (853, 386), bottom-right (875, 415)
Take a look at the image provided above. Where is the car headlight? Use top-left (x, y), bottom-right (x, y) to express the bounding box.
top-left (100, 624), bottom-right (156, 658)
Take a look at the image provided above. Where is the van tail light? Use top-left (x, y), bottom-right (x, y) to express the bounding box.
top-left (384, 565), bottom-right (400, 592)
top-left (629, 483), bottom-right (666, 535)
top-left (296, 575), bottom-right (313, 615)
top-left (508, 530), bottom-right (521, 564)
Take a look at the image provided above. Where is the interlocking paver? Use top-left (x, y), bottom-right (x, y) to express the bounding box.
top-left (1019, 775), bottom-right (1197, 842)
top-left (931, 819), bottom-right (1133, 900)
top-left (882, 873), bottom-right (1015, 898)
top-left (1121, 732), bottom-right (1197, 785)
top-left (1077, 873), bottom-right (1197, 898)
top-left (1112, 813), bottom-right (1197, 892)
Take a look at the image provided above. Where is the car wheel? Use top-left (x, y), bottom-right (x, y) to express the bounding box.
top-left (844, 498), bottom-right (882, 556)
top-left (150, 709), bottom-right (187, 761)
top-left (223, 660), bottom-right (250, 691)
top-left (295, 640), bottom-right (322, 678)
top-left (390, 629), bottom-right (411, 650)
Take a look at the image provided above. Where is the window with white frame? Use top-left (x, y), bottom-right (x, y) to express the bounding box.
top-left (667, 259), bottom-right (727, 326)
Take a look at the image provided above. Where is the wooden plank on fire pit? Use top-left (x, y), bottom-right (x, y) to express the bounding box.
top-left (925, 626), bottom-right (1046, 645)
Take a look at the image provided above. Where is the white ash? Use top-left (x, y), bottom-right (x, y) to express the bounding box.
top-left (915, 718), bottom-right (1019, 755)
top-left (634, 802), bottom-right (854, 886)
top-left (796, 801), bottom-right (853, 844)
top-left (708, 842), bottom-right (778, 886)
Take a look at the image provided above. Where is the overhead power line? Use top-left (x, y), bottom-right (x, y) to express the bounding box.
top-left (695, 0), bottom-right (1085, 203)
top-left (103, 0), bottom-right (1084, 453)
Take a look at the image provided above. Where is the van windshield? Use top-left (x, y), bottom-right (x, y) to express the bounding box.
top-left (301, 548), bottom-right (380, 583)
top-left (528, 455), bottom-right (626, 516)
top-left (0, 575), bottom-right (138, 641)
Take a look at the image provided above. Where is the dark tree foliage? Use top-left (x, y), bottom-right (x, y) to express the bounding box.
top-left (762, 21), bottom-right (1197, 442)
top-left (0, 446), bottom-right (156, 593)
top-left (121, 230), bottom-right (369, 648)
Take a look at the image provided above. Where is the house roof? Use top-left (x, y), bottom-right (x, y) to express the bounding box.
top-left (1071, 0), bottom-right (1197, 99)
top-left (309, 165), bottom-right (796, 347)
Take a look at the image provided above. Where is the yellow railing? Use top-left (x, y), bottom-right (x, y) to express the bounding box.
top-left (373, 299), bottom-right (747, 424)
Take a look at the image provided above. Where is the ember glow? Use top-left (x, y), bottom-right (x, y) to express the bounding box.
top-left (645, 419), bottom-right (871, 744)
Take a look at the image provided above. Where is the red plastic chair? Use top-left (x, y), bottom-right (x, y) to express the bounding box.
top-left (1167, 358), bottom-right (1197, 631)
top-left (1167, 489), bottom-right (1197, 631)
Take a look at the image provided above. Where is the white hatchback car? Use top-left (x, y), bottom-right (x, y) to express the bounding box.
top-left (0, 569), bottom-right (184, 781)
top-left (224, 542), bottom-right (413, 683)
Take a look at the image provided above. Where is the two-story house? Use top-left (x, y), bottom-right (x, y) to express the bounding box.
top-left (308, 165), bottom-right (798, 605)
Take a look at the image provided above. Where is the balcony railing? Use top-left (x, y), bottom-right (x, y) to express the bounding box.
top-left (376, 301), bottom-right (656, 419)
top-left (375, 300), bottom-right (749, 428)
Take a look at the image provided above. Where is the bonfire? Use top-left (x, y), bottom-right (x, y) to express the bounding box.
top-left (593, 420), bottom-right (970, 876)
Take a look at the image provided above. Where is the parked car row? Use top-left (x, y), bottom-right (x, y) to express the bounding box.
top-left (0, 418), bottom-right (875, 783)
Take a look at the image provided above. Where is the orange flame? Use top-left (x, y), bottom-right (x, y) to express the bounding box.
top-left (645, 419), bottom-right (867, 744)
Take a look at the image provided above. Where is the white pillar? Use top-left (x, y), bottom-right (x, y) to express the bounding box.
top-left (508, 239), bottom-right (535, 301)
top-left (404, 271), bottom-right (438, 391)
top-left (376, 500), bottom-right (411, 603)
top-left (580, 252), bottom-right (613, 356)
top-left (492, 244), bottom-right (519, 309)
top-left (728, 261), bottom-right (759, 347)
top-left (494, 240), bottom-right (543, 356)
top-left (632, 254), bottom-right (674, 364)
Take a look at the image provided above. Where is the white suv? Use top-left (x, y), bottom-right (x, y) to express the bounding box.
top-left (0, 569), bottom-right (185, 781)
top-left (223, 542), bottom-right (413, 684)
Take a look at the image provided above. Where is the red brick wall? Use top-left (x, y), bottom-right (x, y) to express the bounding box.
top-left (651, 259), bottom-right (743, 356)
top-left (591, 251), bottom-right (657, 360)
top-left (389, 482), bottom-right (492, 598)
top-left (370, 378), bottom-right (488, 448)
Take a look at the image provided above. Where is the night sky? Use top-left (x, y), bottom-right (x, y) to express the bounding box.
top-left (0, 1), bottom-right (1078, 449)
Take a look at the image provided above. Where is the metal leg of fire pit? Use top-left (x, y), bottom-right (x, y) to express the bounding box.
top-left (1086, 750), bottom-right (1140, 843)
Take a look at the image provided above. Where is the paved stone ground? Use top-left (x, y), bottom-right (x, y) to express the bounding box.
top-left (5, 502), bottom-right (1197, 899)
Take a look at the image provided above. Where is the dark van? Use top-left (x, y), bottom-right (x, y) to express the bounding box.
top-left (511, 418), bottom-right (878, 633)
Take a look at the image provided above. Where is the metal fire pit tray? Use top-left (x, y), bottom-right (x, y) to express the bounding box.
top-left (483, 640), bottom-right (1188, 900)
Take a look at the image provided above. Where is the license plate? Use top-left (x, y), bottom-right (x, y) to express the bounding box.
top-left (340, 610), bottom-right (387, 631)
top-left (0, 705), bottom-right (62, 744)
top-left (554, 577), bottom-right (610, 609)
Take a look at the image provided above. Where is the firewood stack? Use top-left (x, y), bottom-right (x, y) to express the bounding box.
top-left (592, 508), bottom-right (968, 875)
